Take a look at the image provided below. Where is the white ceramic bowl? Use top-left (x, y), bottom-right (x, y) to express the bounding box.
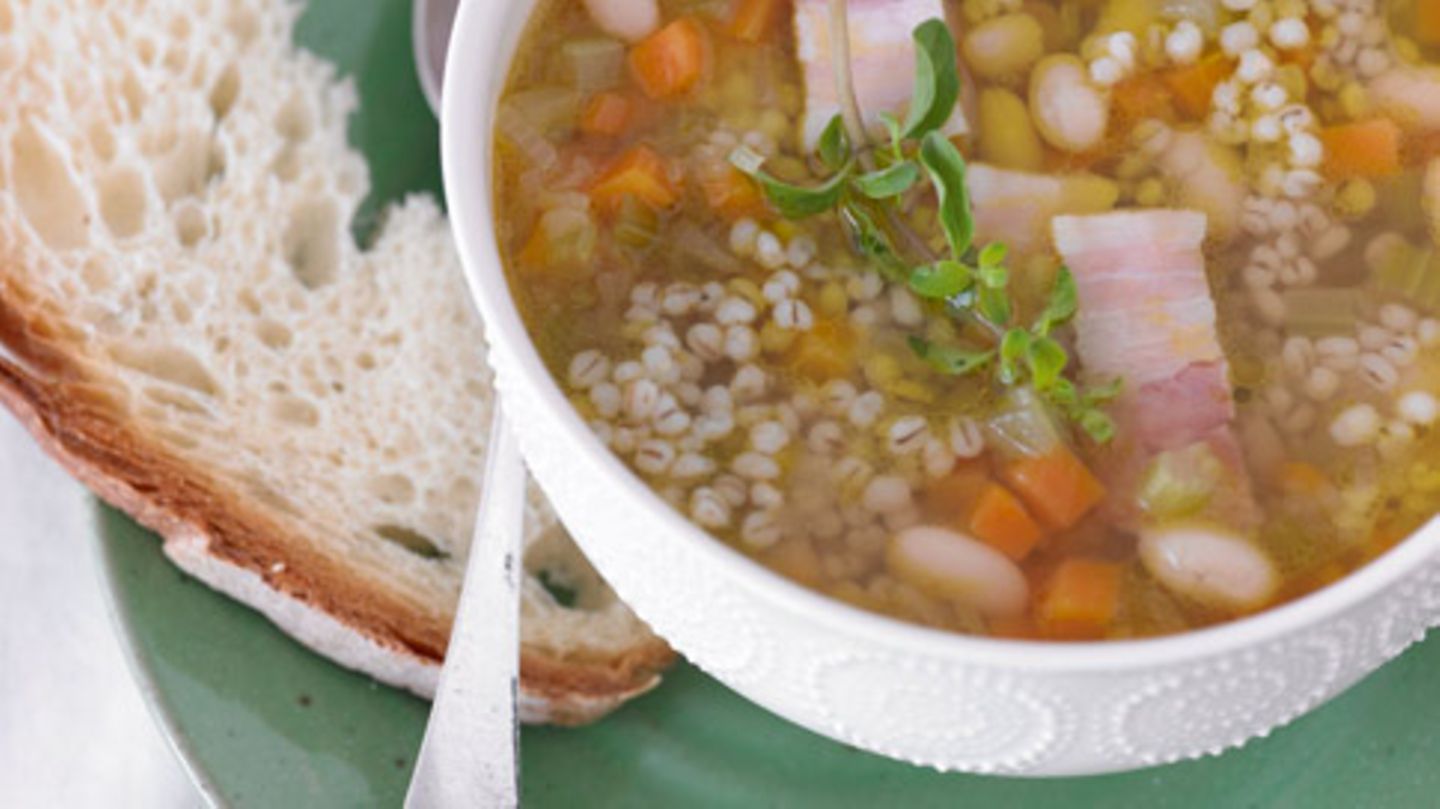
top-left (441, 0), bottom-right (1440, 776)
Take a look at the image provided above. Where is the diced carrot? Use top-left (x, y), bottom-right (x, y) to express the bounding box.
top-left (589, 145), bottom-right (679, 212)
top-left (1038, 559), bottom-right (1122, 638)
top-left (517, 224), bottom-right (548, 267)
top-left (1111, 75), bottom-right (1173, 129)
top-left (1278, 42), bottom-right (1317, 72)
top-left (1406, 130), bottom-right (1440, 166)
top-left (1002, 448), bottom-right (1106, 531)
top-left (729, 0), bottom-right (785, 43)
top-left (628, 18), bottom-right (708, 99)
top-left (1420, 2), bottom-right (1440, 47)
top-left (579, 92), bottom-right (634, 137)
top-left (1276, 461), bottom-right (1328, 496)
top-left (1162, 54), bottom-right (1233, 120)
top-left (921, 461), bottom-right (990, 524)
top-left (969, 483), bottom-right (1045, 561)
top-left (786, 318), bottom-right (855, 381)
top-left (1319, 118), bottom-right (1403, 180)
top-left (700, 166), bottom-right (766, 221)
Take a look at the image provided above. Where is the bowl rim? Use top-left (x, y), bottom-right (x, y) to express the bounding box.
top-left (441, 0), bottom-right (1440, 674)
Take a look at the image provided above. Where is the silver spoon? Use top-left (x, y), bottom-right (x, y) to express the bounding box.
top-left (406, 2), bottom-right (523, 807)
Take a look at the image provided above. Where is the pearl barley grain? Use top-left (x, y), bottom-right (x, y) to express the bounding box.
top-left (1399, 392), bottom-right (1439, 426)
top-left (1330, 404), bottom-right (1380, 446)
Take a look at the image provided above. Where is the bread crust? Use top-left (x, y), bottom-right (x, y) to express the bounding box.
top-left (0, 295), bottom-right (672, 723)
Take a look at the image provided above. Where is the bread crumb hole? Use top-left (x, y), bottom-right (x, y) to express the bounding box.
top-left (154, 130), bottom-right (212, 203)
top-left (276, 93), bottom-right (313, 141)
top-left (0, 2), bottom-right (13, 34)
top-left (142, 386), bottom-right (210, 417)
top-left (283, 198), bottom-right (341, 288)
top-left (12, 122), bottom-right (90, 249)
top-left (99, 167), bottom-right (148, 239)
top-left (369, 474), bottom-right (416, 505)
top-left (256, 319), bottom-right (293, 350)
top-left (136, 36), bottom-right (156, 65)
top-left (525, 527), bottom-right (612, 611)
top-left (163, 44), bottom-right (187, 73)
top-left (208, 64), bottom-right (240, 121)
top-left (80, 257), bottom-right (113, 293)
top-left (170, 299), bottom-right (193, 324)
top-left (174, 202), bottom-right (207, 246)
top-left (226, 7), bottom-right (258, 43)
top-left (374, 525), bottom-right (448, 560)
top-left (88, 122), bottom-right (116, 163)
top-left (168, 13), bottom-right (190, 40)
top-left (121, 70), bottom-right (146, 117)
top-left (112, 343), bottom-right (219, 396)
top-left (270, 396), bottom-right (319, 427)
top-left (357, 352), bottom-right (377, 370)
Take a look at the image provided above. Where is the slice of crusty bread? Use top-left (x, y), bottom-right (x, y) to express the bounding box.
top-left (0, 0), bottom-right (671, 723)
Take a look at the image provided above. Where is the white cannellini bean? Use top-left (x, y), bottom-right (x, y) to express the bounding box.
top-left (1330, 403), bottom-right (1381, 446)
top-left (1359, 325), bottom-right (1391, 351)
top-left (1165, 21), bottom-right (1203, 64)
top-left (1140, 526), bottom-right (1277, 610)
top-left (1380, 303), bottom-right (1418, 334)
top-left (581, 0), bottom-right (657, 41)
top-left (889, 287), bottom-right (924, 328)
top-left (773, 298), bottom-right (814, 331)
top-left (1220, 21), bottom-right (1260, 56)
top-left (886, 526), bottom-right (1029, 617)
top-left (1029, 55), bottom-right (1109, 154)
top-left (823, 379), bottom-right (857, 413)
top-left (1282, 337), bottom-right (1314, 378)
top-left (662, 283), bottom-right (702, 316)
top-left (613, 359), bottom-right (644, 384)
top-left (1398, 391), bottom-right (1440, 426)
top-left (863, 475), bottom-right (913, 514)
top-left (1383, 336), bottom-right (1419, 368)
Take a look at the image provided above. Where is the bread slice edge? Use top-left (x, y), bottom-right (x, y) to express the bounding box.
top-left (0, 305), bottom-right (672, 725)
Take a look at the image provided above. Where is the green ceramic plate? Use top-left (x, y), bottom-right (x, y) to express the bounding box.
top-left (94, 1), bottom-right (1440, 806)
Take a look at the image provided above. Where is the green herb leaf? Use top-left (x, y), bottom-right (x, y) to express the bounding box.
top-left (817, 115), bottom-right (850, 173)
top-left (979, 264), bottom-right (1009, 289)
top-left (909, 336), bottom-right (994, 375)
top-left (840, 202), bottom-right (908, 281)
top-left (878, 112), bottom-right (905, 162)
top-left (1084, 376), bottom-right (1124, 405)
top-left (731, 146), bottom-right (853, 219)
top-left (1033, 266), bottom-right (1078, 336)
top-left (902, 19), bottom-right (961, 139)
top-left (908, 260), bottom-right (972, 299)
top-left (853, 161), bottom-right (921, 199)
top-left (918, 131), bottom-right (975, 259)
top-left (1026, 336), bottom-right (1068, 391)
top-left (1077, 409), bottom-right (1117, 443)
top-left (978, 242), bottom-right (1008, 268)
top-left (1048, 378), bottom-right (1079, 407)
top-left (977, 285), bottom-right (1011, 326)
top-left (999, 328), bottom-right (1031, 385)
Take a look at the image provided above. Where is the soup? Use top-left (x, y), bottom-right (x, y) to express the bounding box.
top-left (492, 0), bottom-right (1440, 640)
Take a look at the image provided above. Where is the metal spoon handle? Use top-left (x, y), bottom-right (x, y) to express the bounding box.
top-left (406, 408), bottom-right (523, 808)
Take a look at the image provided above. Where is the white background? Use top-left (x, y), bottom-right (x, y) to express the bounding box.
top-left (0, 413), bottom-right (199, 807)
